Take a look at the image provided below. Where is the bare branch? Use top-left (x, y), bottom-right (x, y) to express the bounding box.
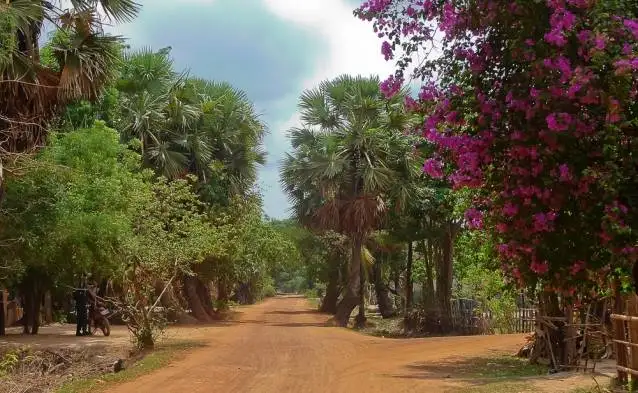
top-left (0, 79), bottom-right (61, 89)
top-left (0, 113), bottom-right (46, 129)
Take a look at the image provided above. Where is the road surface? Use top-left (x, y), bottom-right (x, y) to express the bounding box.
top-left (111, 296), bottom-right (529, 393)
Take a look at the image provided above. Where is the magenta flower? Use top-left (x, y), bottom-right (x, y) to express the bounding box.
top-left (622, 43), bottom-right (634, 55)
top-left (465, 208), bottom-right (483, 229)
top-left (379, 75), bottom-right (403, 98)
top-left (624, 19), bottom-right (638, 39)
top-left (381, 41), bottom-right (393, 60)
top-left (496, 223), bottom-right (508, 233)
top-left (502, 202), bottom-right (518, 217)
top-left (614, 58), bottom-right (638, 75)
top-left (546, 113), bottom-right (572, 131)
top-left (545, 30), bottom-right (567, 46)
top-left (577, 30), bottom-right (591, 43)
top-left (422, 158), bottom-right (444, 178)
top-left (594, 34), bottom-right (606, 50)
top-left (570, 261), bottom-right (586, 275)
top-left (558, 164), bottom-right (572, 182)
top-left (530, 259), bottom-right (549, 275)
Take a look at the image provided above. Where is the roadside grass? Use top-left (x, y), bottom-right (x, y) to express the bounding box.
top-left (56, 340), bottom-right (206, 393)
top-left (441, 357), bottom-right (612, 393)
top-left (361, 314), bottom-right (405, 337)
top-left (448, 381), bottom-right (535, 393)
top-left (450, 381), bottom-right (611, 393)
top-left (457, 356), bottom-right (547, 379)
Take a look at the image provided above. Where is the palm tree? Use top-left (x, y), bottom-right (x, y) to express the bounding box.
top-left (184, 79), bottom-right (267, 204)
top-left (117, 47), bottom-right (199, 178)
top-left (0, 0), bottom-right (139, 157)
top-left (280, 74), bottom-right (417, 327)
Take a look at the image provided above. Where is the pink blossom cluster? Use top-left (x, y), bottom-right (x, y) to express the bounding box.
top-left (357, 0), bottom-right (638, 292)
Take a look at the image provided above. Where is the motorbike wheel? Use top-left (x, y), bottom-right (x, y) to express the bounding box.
top-left (100, 318), bottom-right (111, 337)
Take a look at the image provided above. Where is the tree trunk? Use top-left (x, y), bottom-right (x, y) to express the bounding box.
top-left (405, 241), bottom-right (414, 315)
top-left (437, 225), bottom-right (454, 332)
top-left (422, 240), bottom-right (435, 309)
top-left (31, 289), bottom-right (41, 335)
top-left (44, 291), bottom-right (53, 324)
top-left (355, 259), bottom-right (366, 329)
top-left (154, 280), bottom-right (194, 323)
top-left (234, 283), bottom-right (252, 305)
top-left (182, 276), bottom-right (212, 322)
top-left (0, 289), bottom-right (5, 336)
top-left (373, 258), bottom-right (395, 318)
top-left (195, 279), bottom-right (216, 318)
top-left (320, 265), bottom-right (339, 314)
top-left (21, 280), bottom-right (33, 334)
top-left (335, 235), bottom-right (362, 327)
top-left (217, 280), bottom-right (230, 311)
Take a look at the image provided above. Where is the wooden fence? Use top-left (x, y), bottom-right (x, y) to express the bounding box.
top-left (451, 298), bottom-right (536, 335)
top-left (611, 294), bottom-right (638, 384)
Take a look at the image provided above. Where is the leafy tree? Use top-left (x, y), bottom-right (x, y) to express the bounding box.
top-left (121, 175), bottom-right (219, 348)
top-left (0, 122), bottom-right (146, 334)
top-left (358, 0), bottom-right (638, 366)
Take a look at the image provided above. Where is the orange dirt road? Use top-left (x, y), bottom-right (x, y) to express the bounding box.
top-left (112, 296), bottom-right (526, 393)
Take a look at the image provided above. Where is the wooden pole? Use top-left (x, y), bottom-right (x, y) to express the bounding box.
top-left (613, 279), bottom-right (628, 384)
top-left (628, 295), bottom-right (638, 385)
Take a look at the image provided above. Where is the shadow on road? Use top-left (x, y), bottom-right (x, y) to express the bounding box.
top-left (388, 355), bottom-right (545, 383)
top-left (268, 322), bottom-right (331, 328)
top-left (265, 310), bottom-right (317, 315)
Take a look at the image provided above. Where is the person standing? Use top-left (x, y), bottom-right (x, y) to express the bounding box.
top-left (74, 274), bottom-right (88, 336)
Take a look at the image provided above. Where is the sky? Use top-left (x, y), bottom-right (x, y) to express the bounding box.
top-left (108, 0), bottom-right (395, 218)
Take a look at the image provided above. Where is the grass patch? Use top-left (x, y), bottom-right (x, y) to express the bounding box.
top-left (305, 297), bottom-right (320, 309)
top-left (398, 355), bottom-right (547, 385)
top-left (361, 315), bottom-right (405, 337)
top-left (460, 356), bottom-right (547, 379)
top-left (56, 340), bottom-right (205, 393)
top-left (448, 381), bottom-right (535, 393)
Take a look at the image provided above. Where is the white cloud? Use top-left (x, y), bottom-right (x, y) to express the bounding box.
top-left (261, 0), bottom-right (395, 134)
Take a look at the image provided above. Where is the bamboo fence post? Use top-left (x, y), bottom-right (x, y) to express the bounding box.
top-left (613, 280), bottom-right (628, 384)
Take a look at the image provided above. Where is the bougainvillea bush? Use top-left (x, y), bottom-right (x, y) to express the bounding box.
top-left (356, 0), bottom-right (638, 296)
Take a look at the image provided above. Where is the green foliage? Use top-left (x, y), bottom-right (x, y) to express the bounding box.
top-left (455, 231), bottom-right (519, 333)
top-left (0, 122), bottom-right (144, 284)
top-left (0, 350), bottom-right (19, 376)
top-left (0, 13), bottom-right (16, 69)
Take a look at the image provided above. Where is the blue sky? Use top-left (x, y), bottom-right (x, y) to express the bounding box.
top-left (110, 0), bottom-right (394, 218)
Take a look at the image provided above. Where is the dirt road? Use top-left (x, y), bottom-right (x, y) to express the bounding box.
top-left (111, 296), bottom-right (532, 393)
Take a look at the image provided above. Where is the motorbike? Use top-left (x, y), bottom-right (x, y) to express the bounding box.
top-left (88, 292), bottom-right (111, 337)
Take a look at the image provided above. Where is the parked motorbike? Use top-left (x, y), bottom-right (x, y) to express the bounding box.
top-left (88, 290), bottom-right (111, 336)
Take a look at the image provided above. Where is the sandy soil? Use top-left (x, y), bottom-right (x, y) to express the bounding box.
top-left (0, 324), bottom-right (130, 349)
top-left (98, 295), bottom-right (608, 393)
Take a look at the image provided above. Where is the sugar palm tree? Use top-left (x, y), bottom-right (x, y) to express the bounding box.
top-left (0, 0), bottom-right (139, 156)
top-left (281, 74), bottom-right (417, 326)
top-left (185, 79), bottom-right (267, 203)
top-left (117, 47), bottom-right (200, 178)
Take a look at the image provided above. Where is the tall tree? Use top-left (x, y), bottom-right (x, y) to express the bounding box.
top-left (281, 74), bottom-right (416, 327)
top-left (358, 0), bottom-right (638, 366)
top-left (0, 0), bottom-right (138, 175)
